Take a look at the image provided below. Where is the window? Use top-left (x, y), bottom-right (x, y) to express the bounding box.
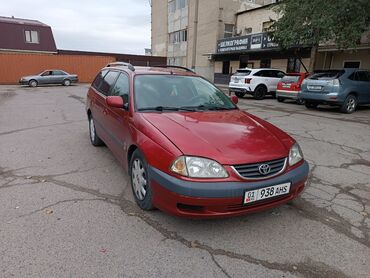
top-left (224, 24), bottom-right (234, 38)
top-left (92, 70), bottom-right (108, 89)
top-left (287, 58), bottom-right (301, 73)
top-left (169, 0), bottom-right (187, 13)
top-left (52, 71), bottom-right (67, 76)
top-left (169, 29), bottom-right (187, 44)
top-left (168, 0), bottom-right (176, 13)
top-left (41, 71), bottom-right (52, 76)
top-left (344, 61), bottom-right (360, 68)
top-left (25, 30), bottom-right (39, 44)
top-left (262, 21), bottom-right (273, 32)
top-left (354, 71), bottom-right (370, 82)
top-left (99, 71), bottom-right (119, 96)
top-left (110, 73), bottom-right (130, 104)
top-left (260, 59), bottom-right (271, 68)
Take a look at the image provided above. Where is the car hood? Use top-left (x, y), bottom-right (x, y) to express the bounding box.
top-left (141, 110), bottom-right (291, 165)
top-left (21, 75), bottom-right (39, 79)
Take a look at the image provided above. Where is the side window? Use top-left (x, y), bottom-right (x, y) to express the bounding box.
top-left (254, 70), bottom-right (264, 77)
top-left (277, 71), bottom-right (285, 78)
top-left (99, 71), bottom-right (119, 96)
top-left (92, 70), bottom-right (108, 89)
top-left (356, 71), bottom-right (369, 82)
top-left (52, 71), bottom-right (66, 76)
top-left (41, 71), bottom-right (52, 76)
top-left (110, 73), bottom-right (130, 103)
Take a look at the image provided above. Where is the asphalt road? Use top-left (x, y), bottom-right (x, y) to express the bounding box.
top-left (0, 85), bottom-right (369, 278)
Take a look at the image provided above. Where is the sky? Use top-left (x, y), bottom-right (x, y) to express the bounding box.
top-left (1, 0), bottom-right (151, 54)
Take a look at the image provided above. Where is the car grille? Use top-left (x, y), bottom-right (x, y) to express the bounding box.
top-left (232, 157), bottom-right (286, 179)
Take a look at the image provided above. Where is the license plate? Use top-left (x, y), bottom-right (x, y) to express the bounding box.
top-left (244, 183), bottom-right (291, 204)
top-left (282, 83), bottom-right (291, 88)
top-left (308, 85), bottom-right (322, 91)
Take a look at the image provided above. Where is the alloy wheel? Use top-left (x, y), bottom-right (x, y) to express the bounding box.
top-left (131, 159), bottom-right (147, 201)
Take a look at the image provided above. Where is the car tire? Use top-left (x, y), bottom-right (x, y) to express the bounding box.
top-left (277, 97), bottom-right (285, 103)
top-left (305, 101), bottom-right (318, 109)
top-left (29, 80), bottom-right (38, 87)
top-left (340, 94), bottom-right (357, 114)
top-left (88, 115), bottom-right (104, 146)
top-left (130, 149), bottom-right (154, 211)
top-left (235, 92), bottom-right (245, 98)
top-left (253, 86), bottom-right (267, 100)
top-left (63, 79), bottom-right (71, 86)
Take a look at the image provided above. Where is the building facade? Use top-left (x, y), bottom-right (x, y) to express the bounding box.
top-left (152, 1), bottom-right (370, 84)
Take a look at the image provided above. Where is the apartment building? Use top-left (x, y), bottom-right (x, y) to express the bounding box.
top-left (151, 0), bottom-right (277, 81)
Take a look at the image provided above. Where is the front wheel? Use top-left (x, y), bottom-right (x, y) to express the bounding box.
top-left (340, 95), bottom-right (357, 114)
top-left (235, 92), bottom-right (245, 98)
top-left (29, 80), bottom-right (38, 87)
top-left (130, 150), bottom-right (154, 211)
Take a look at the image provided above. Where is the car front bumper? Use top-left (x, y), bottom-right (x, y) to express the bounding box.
top-left (149, 161), bottom-right (309, 218)
top-left (19, 80), bottom-right (29, 85)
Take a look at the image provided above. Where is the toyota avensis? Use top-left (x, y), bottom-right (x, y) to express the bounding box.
top-left (86, 63), bottom-right (309, 218)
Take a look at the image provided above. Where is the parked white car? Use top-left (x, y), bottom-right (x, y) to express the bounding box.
top-left (229, 68), bottom-right (285, 100)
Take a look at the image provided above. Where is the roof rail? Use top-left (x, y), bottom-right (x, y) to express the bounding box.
top-left (151, 65), bottom-right (195, 73)
top-left (107, 62), bottom-right (135, 71)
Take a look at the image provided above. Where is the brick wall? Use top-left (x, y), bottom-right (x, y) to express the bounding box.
top-left (0, 52), bottom-right (116, 84)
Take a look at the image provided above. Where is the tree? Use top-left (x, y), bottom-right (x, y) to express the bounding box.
top-left (270, 0), bottom-right (370, 72)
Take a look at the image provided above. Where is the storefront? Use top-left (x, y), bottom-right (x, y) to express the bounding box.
top-left (212, 32), bottom-right (312, 84)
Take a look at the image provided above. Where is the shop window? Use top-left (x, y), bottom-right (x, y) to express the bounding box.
top-left (260, 59), bottom-right (271, 68)
top-left (222, 61), bottom-right (230, 74)
top-left (287, 58), bottom-right (301, 73)
top-left (344, 61), bottom-right (360, 68)
top-left (224, 24), bottom-right (234, 38)
top-left (25, 30), bottom-right (39, 44)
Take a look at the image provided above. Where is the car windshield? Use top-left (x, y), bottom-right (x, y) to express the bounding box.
top-left (281, 75), bottom-right (300, 83)
top-left (134, 75), bottom-right (237, 112)
top-left (308, 70), bottom-right (344, 80)
top-left (234, 70), bottom-right (251, 76)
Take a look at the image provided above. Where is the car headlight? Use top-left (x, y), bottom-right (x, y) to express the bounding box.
top-left (289, 143), bottom-right (303, 166)
top-left (171, 156), bottom-right (228, 178)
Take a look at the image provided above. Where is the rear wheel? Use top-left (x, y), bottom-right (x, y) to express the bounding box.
top-left (277, 97), bottom-right (285, 103)
top-left (235, 92), bottom-right (245, 98)
top-left (296, 98), bottom-right (305, 105)
top-left (340, 94), bottom-right (357, 114)
top-left (253, 86), bottom-right (267, 100)
top-left (29, 80), bottom-right (38, 87)
top-left (88, 116), bottom-right (104, 146)
top-left (305, 101), bottom-right (318, 109)
top-left (63, 79), bottom-right (71, 86)
top-left (130, 150), bottom-right (154, 211)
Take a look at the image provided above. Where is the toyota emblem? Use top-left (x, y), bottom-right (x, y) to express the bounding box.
top-left (258, 164), bottom-right (271, 175)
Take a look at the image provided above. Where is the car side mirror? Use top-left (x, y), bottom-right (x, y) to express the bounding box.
top-left (231, 95), bottom-right (239, 105)
top-left (106, 96), bottom-right (126, 109)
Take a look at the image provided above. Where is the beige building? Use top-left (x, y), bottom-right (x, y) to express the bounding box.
top-left (152, 1), bottom-right (370, 84)
top-left (151, 0), bottom-right (277, 81)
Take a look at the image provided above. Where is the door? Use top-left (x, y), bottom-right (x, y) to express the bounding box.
top-left (51, 70), bottom-right (67, 84)
top-left (104, 73), bottom-right (131, 165)
top-left (353, 71), bottom-right (370, 103)
top-left (269, 70), bottom-right (285, 92)
top-left (39, 71), bottom-right (53, 84)
top-left (91, 70), bottom-right (120, 145)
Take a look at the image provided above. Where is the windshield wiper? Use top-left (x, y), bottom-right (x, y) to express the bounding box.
top-left (138, 106), bottom-right (196, 112)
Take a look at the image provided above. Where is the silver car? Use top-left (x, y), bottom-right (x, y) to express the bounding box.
top-left (19, 70), bottom-right (78, 87)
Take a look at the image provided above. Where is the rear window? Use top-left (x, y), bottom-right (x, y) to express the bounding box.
top-left (308, 70), bottom-right (344, 80)
top-left (234, 70), bottom-right (251, 76)
top-left (281, 75), bottom-right (300, 83)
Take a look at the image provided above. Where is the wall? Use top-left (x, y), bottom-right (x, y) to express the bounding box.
top-left (151, 0), bottom-right (168, 57)
top-left (236, 6), bottom-right (277, 35)
top-left (0, 52), bottom-right (115, 84)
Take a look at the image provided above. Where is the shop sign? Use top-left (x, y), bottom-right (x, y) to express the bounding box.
top-left (217, 32), bottom-right (278, 53)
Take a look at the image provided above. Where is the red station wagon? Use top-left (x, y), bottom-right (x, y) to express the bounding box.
top-left (276, 73), bottom-right (309, 104)
top-left (86, 63), bottom-right (309, 218)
